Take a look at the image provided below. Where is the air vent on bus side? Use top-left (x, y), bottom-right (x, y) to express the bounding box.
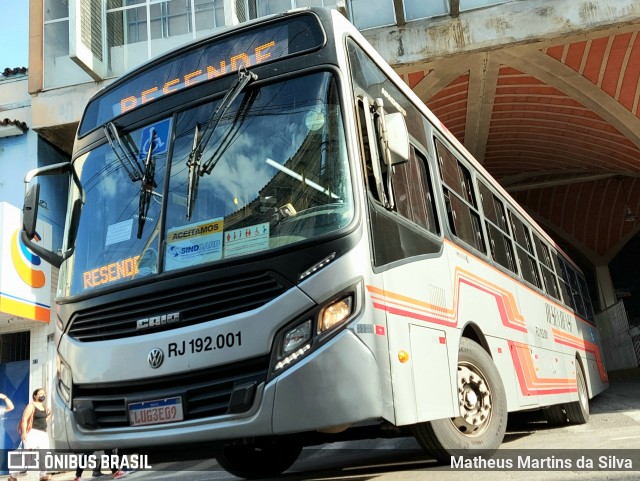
top-left (67, 272), bottom-right (288, 342)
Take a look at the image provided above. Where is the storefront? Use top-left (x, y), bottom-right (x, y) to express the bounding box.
top-left (0, 201), bottom-right (55, 473)
top-left (0, 70), bottom-right (60, 473)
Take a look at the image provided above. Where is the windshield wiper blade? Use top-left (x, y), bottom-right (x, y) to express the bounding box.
top-left (197, 67), bottom-right (258, 176)
top-left (184, 67), bottom-right (257, 219)
top-left (186, 123), bottom-right (202, 220)
top-left (137, 128), bottom-right (158, 238)
top-left (198, 89), bottom-right (258, 181)
top-left (104, 121), bottom-right (144, 182)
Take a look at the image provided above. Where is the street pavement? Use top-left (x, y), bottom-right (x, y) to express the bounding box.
top-left (39, 367), bottom-right (640, 481)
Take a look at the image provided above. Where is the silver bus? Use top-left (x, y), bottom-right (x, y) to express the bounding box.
top-left (23, 7), bottom-right (608, 478)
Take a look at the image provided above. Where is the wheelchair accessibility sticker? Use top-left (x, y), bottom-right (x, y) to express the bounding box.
top-left (139, 118), bottom-right (172, 160)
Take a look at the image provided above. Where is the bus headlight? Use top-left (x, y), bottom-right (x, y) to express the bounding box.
top-left (56, 356), bottom-right (72, 405)
top-left (282, 320), bottom-right (312, 355)
top-left (275, 320), bottom-right (312, 372)
top-left (318, 296), bottom-right (353, 333)
top-left (271, 281), bottom-right (362, 377)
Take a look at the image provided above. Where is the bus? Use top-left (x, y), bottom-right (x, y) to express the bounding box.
top-left (23, 6), bottom-right (608, 479)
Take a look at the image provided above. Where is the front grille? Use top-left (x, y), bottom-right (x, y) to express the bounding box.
top-left (67, 271), bottom-right (287, 341)
top-left (73, 355), bottom-right (269, 428)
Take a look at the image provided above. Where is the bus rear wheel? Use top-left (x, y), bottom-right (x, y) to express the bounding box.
top-left (413, 338), bottom-right (507, 463)
top-left (544, 363), bottom-right (589, 425)
top-left (216, 441), bottom-right (302, 479)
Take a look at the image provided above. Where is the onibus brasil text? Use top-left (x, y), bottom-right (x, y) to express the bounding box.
top-left (35, 453), bottom-right (151, 471)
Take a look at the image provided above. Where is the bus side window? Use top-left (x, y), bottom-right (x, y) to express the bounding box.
top-left (478, 181), bottom-right (517, 273)
top-left (510, 212), bottom-right (542, 289)
top-left (552, 252), bottom-right (573, 309)
top-left (565, 262), bottom-right (588, 319)
top-left (577, 273), bottom-right (596, 322)
top-left (435, 138), bottom-right (485, 253)
top-left (533, 235), bottom-right (561, 301)
top-left (392, 145), bottom-right (439, 234)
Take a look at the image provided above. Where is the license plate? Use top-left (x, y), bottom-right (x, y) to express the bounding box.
top-left (128, 397), bottom-right (184, 426)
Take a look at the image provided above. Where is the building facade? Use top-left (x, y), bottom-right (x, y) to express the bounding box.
top-left (0, 68), bottom-right (67, 467)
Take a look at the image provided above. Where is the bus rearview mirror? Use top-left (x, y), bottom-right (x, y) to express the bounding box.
top-left (23, 183), bottom-right (40, 241)
top-left (384, 112), bottom-right (409, 166)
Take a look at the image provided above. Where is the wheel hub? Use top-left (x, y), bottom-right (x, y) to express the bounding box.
top-left (452, 363), bottom-right (492, 435)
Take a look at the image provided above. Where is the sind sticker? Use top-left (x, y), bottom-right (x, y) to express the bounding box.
top-left (166, 219), bottom-right (223, 270)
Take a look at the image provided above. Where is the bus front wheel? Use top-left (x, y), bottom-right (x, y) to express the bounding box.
top-left (413, 338), bottom-right (507, 463)
top-left (216, 441), bottom-right (302, 479)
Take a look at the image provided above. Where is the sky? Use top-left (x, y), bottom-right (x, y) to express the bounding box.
top-left (0, 0), bottom-right (29, 68)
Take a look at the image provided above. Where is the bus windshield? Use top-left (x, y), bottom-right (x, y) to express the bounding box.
top-left (64, 71), bottom-right (352, 296)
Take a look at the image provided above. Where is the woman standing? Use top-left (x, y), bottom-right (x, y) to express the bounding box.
top-left (8, 388), bottom-right (51, 481)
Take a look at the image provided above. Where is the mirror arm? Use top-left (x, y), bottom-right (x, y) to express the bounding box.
top-left (20, 230), bottom-right (64, 268)
top-left (24, 162), bottom-right (72, 186)
top-left (374, 98), bottom-right (395, 211)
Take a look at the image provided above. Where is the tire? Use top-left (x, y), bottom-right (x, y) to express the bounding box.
top-left (216, 442), bottom-right (302, 479)
top-left (413, 338), bottom-right (508, 463)
top-left (565, 364), bottom-right (589, 424)
top-left (544, 404), bottom-right (568, 425)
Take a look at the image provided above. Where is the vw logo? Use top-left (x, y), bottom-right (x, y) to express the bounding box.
top-left (147, 348), bottom-right (164, 369)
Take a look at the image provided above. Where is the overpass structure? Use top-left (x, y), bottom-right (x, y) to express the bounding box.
top-left (362, 0), bottom-right (640, 310)
top-left (24, 0), bottom-right (639, 314)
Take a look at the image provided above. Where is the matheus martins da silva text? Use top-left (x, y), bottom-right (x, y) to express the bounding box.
top-left (451, 455), bottom-right (634, 470)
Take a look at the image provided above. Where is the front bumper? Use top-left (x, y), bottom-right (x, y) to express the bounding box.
top-left (53, 328), bottom-right (383, 450)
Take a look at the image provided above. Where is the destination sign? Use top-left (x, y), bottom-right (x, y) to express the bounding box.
top-left (79, 14), bottom-right (325, 136)
top-left (83, 254), bottom-right (141, 289)
top-left (119, 39), bottom-right (280, 115)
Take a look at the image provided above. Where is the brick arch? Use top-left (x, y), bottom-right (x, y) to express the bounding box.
top-left (398, 26), bottom-right (640, 262)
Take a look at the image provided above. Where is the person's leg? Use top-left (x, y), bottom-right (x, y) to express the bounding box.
top-left (102, 449), bottom-right (118, 475)
top-left (75, 453), bottom-right (87, 478)
top-left (41, 430), bottom-right (50, 479)
top-left (32, 429), bottom-right (50, 480)
top-left (9, 429), bottom-right (38, 479)
top-left (91, 450), bottom-right (105, 476)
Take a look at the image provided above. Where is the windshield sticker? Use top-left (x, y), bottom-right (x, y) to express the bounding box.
top-left (83, 255), bottom-right (140, 289)
top-left (138, 118), bottom-right (172, 160)
top-left (136, 248), bottom-right (158, 277)
top-left (105, 219), bottom-right (133, 246)
top-left (223, 223), bottom-right (270, 258)
top-left (166, 218), bottom-right (224, 270)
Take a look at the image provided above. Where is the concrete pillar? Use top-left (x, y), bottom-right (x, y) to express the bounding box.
top-left (28, 0), bottom-right (43, 94)
top-left (595, 265), bottom-right (617, 310)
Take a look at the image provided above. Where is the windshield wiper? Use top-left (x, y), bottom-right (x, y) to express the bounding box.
top-left (200, 89), bottom-right (258, 177)
top-left (137, 128), bottom-right (158, 238)
top-left (186, 123), bottom-right (202, 220)
top-left (185, 67), bottom-right (257, 219)
top-left (104, 121), bottom-right (144, 182)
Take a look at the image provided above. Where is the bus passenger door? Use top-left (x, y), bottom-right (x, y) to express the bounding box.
top-left (355, 93), bottom-right (455, 424)
top-left (409, 324), bottom-right (456, 421)
top-left (376, 263), bottom-right (457, 426)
